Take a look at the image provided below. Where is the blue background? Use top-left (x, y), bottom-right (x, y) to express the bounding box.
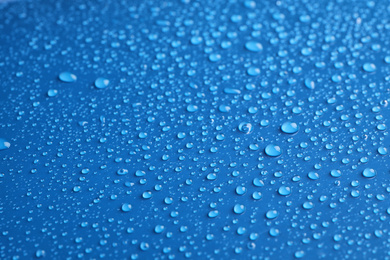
top-left (1, 0), bottom-right (390, 259)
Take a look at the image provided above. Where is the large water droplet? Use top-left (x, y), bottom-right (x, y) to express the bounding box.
top-left (269, 228), bottom-right (280, 237)
top-left (281, 122), bottom-right (299, 134)
top-left (278, 186), bottom-right (291, 196)
top-left (304, 78), bottom-right (315, 89)
top-left (187, 104), bottom-right (198, 112)
top-left (0, 138), bottom-right (10, 150)
top-left (208, 210), bottom-right (219, 218)
top-left (47, 89), bottom-right (58, 97)
top-left (219, 105), bottom-right (231, 113)
top-left (121, 203), bottom-right (132, 212)
top-left (363, 63), bottom-right (376, 72)
top-left (95, 77), bottom-right (110, 89)
top-left (233, 204), bottom-right (246, 214)
top-left (238, 122), bottom-right (253, 134)
top-left (362, 168), bottom-right (376, 178)
top-left (330, 169), bottom-right (342, 178)
top-left (245, 41), bottom-right (263, 52)
top-left (154, 225), bottom-right (165, 233)
top-left (59, 72), bottom-right (77, 83)
top-left (247, 67), bottom-right (261, 76)
top-left (265, 144), bottom-right (282, 157)
top-left (265, 210), bottom-right (279, 219)
top-left (117, 169), bottom-right (129, 175)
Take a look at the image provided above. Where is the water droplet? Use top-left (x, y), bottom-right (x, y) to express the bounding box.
top-left (35, 249), bottom-right (46, 258)
top-left (142, 191), bottom-right (152, 199)
top-left (362, 168), bottom-right (376, 178)
top-left (330, 169), bottom-right (342, 178)
top-left (154, 225), bottom-right (165, 234)
top-left (363, 63), bottom-right (376, 72)
top-left (235, 186), bottom-right (247, 195)
top-left (47, 89), bottom-right (58, 97)
top-left (209, 53), bottom-right (221, 62)
top-left (378, 147), bottom-right (388, 155)
top-left (245, 41), bottom-right (263, 52)
top-left (117, 169), bottom-right (128, 175)
top-left (278, 186), bottom-right (291, 196)
top-left (219, 105), bottom-right (231, 113)
top-left (208, 210), bottom-right (219, 218)
top-left (186, 104), bottom-right (198, 112)
top-left (247, 67), bottom-right (261, 76)
top-left (121, 203), bottom-right (132, 212)
top-left (252, 191), bottom-right (262, 200)
top-left (302, 201), bottom-right (314, 210)
top-left (59, 72), bottom-right (77, 83)
top-left (233, 204), bottom-right (246, 214)
top-left (304, 78), bottom-right (315, 89)
top-left (294, 251), bottom-right (305, 258)
top-left (265, 144), bottom-right (282, 157)
top-left (281, 122), bottom-right (299, 134)
top-left (95, 77), bottom-right (110, 89)
top-left (0, 138), bottom-right (11, 150)
top-left (269, 228), bottom-right (280, 237)
top-left (140, 242), bottom-right (150, 251)
top-left (238, 122), bottom-right (253, 134)
top-left (265, 210), bottom-right (279, 219)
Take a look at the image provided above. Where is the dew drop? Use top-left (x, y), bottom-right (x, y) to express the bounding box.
top-left (233, 204), bottom-right (246, 214)
top-left (245, 41), bottom-right (263, 52)
top-left (121, 203), bottom-right (132, 212)
top-left (59, 72), bottom-right (77, 83)
top-left (362, 168), bottom-right (376, 178)
top-left (117, 169), bottom-right (129, 175)
top-left (304, 78), bottom-right (315, 89)
top-left (238, 122), bottom-right (253, 134)
top-left (247, 67), bottom-right (261, 76)
top-left (265, 210), bottom-right (279, 219)
top-left (47, 89), bottom-right (58, 97)
top-left (330, 169), bottom-right (342, 178)
top-left (186, 104), bottom-right (198, 112)
top-left (281, 122), bottom-right (299, 134)
top-left (0, 138), bottom-right (11, 150)
top-left (278, 186), bottom-right (291, 196)
top-left (265, 144), bottom-right (282, 157)
top-left (363, 63), bottom-right (376, 72)
top-left (269, 228), bottom-right (280, 237)
top-left (208, 210), bottom-right (219, 218)
top-left (95, 77), bottom-right (110, 89)
top-left (219, 105), bottom-right (231, 113)
top-left (154, 225), bottom-right (165, 234)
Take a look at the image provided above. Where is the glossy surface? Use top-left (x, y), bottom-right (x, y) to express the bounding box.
top-left (1, 0), bottom-right (390, 259)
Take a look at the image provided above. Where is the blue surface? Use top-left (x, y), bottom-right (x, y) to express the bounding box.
top-left (1, 0), bottom-right (390, 259)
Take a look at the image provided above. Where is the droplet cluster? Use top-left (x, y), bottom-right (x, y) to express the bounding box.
top-left (0, 0), bottom-right (390, 259)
